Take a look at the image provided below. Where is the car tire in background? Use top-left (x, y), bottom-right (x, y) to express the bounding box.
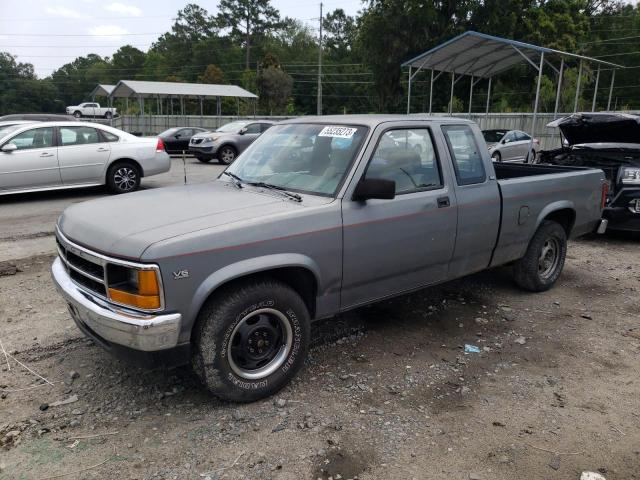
top-left (491, 151), bottom-right (501, 162)
top-left (73, 111), bottom-right (82, 118)
top-left (512, 220), bottom-right (567, 292)
top-left (106, 161), bottom-right (141, 194)
top-left (217, 145), bottom-right (237, 165)
top-left (192, 279), bottom-right (311, 403)
top-left (104, 111), bottom-right (113, 119)
top-left (196, 156), bottom-right (212, 163)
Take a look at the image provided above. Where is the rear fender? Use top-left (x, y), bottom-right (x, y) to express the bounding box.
top-left (535, 200), bottom-right (575, 233)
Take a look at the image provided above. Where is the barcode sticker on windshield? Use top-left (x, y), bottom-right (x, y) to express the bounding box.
top-left (318, 126), bottom-right (357, 138)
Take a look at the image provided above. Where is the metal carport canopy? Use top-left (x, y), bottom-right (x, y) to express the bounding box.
top-left (109, 80), bottom-right (258, 99)
top-left (90, 84), bottom-right (115, 98)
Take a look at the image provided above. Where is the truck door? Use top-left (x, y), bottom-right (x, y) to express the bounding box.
top-left (441, 124), bottom-right (501, 278)
top-left (341, 125), bottom-right (458, 308)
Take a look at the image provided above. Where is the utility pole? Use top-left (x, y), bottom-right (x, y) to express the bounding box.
top-left (317, 2), bottom-right (323, 116)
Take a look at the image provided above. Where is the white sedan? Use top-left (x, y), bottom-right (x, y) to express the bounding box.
top-left (0, 122), bottom-right (170, 195)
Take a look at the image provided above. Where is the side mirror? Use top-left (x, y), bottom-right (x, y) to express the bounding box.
top-left (239, 127), bottom-right (247, 135)
top-left (1, 143), bottom-right (17, 153)
top-left (174, 134), bottom-right (181, 139)
top-left (352, 178), bottom-right (396, 201)
top-left (502, 138), bottom-right (509, 144)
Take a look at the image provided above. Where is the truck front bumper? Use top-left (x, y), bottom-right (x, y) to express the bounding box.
top-left (51, 257), bottom-right (181, 352)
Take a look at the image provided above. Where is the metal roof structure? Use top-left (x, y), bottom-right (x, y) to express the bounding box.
top-left (402, 31), bottom-right (624, 157)
top-left (402, 31), bottom-right (621, 79)
top-left (90, 84), bottom-right (115, 98)
top-left (109, 80), bottom-right (258, 99)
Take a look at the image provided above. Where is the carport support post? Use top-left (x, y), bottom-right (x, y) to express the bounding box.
top-left (468, 75), bottom-right (474, 118)
top-left (574, 59), bottom-right (583, 113)
top-left (529, 52), bottom-right (544, 163)
top-left (607, 69), bottom-right (616, 111)
top-left (592, 64), bottom-right (601, 112)
top-left (484, 77), bottom-right (492, 127)
top-left (406, 65), bottom-right (412, 114)
top-left (428, 69), bottom-right (434, 115)
top-left (449, 72), bottom-right (455, 116)
top-left (554, 58), bottom-right (564, 119)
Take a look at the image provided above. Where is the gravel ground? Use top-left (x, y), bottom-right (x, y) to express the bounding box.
top-left (0, 162), bottom-right (639, 479)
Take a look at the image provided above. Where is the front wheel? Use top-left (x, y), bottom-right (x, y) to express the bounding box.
top-left (106, 162), bottom-right (141, 194)
top-left (513, 220), bottom-right (567, 292)
top-left (196, 156), bottom-right (211, 163)
top-left (192, 279), bottom-right (310, 402)
top-left (73, 111), bottom-right (82, 118)
top-left (491, 151), bottom-right (501, 162)
top-left (217, 145), bottom-right (237, 165)
top-left (104, 111), bottom-right (113, 119)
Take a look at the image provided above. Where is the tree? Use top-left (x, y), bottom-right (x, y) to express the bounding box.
top-left (199, 64), bottom-right (227, 84)
top-left (111, 45), bottom-right (146, 80)
top-left (323, 9), bottom-right (356, 58)
top-left (0, 53), bottom-right (58, 114)
top-left (257, 54), bottom-right (292, 114)
top-left (218, 0), bottom-right (282, 69)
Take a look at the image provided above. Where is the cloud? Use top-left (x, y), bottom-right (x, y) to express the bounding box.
top-left (45, 6), bottom-right (85, 18)
top-left (105, 2), bottom-right (142, 16)
top-left (87, 25), bottom-right (130, 38)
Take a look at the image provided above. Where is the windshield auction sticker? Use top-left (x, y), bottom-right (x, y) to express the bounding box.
top-left (318, 126), bottom-right (358, 138)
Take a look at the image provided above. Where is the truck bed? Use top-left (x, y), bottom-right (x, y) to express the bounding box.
top-left (491, 163), bottom-right (605, 268)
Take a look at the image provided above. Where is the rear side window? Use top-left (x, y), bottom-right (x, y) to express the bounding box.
top-left (441, 125), bottom-right (486, 186)
top-left (261, 123), bottom-right (273, 133)
top-left (100, 130), bottom-right (119, 142)
top-left (60, 126), bottom-right (101, 146)
top-left (515, 131), bottom-right (531, 141)
top-left (244, 123), bottom-right (261, 134)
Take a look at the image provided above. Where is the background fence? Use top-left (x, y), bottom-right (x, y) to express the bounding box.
top-left (103, 111), bottom-right (638, 150)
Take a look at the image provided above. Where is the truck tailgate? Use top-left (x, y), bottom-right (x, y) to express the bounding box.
top-left (491, 168), bottom-right (605, 267)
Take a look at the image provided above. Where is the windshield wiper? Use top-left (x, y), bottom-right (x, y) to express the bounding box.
top-left (221, 171), bottom-right (244, 189)
top-left (245, 181), bottom-right (303, 202)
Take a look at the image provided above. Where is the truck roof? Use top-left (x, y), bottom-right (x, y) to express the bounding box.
top-left (280, 114), bottom-right (475, 128)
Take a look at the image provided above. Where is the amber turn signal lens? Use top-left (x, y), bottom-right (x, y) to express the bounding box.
top-left (137, 270), bottom-right (160, 296)
top-left (108, 288), bottom-right (161, 309)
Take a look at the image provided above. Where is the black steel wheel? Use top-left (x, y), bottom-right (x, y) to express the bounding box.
top-left (192, 279), bottom-right (310, 402)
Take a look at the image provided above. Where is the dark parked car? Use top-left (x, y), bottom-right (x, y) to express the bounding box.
top-left (539, 112), bottom-right (640, 232)
top-left (189, 120), bottom-right (274, 164)
top-left (0, 113), bottom-right (79, 122)
top-left (158, 127), bottom-right (208, 154)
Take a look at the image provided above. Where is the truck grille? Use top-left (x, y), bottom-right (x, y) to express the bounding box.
top-left (56, 232), bottom-right (108, 299)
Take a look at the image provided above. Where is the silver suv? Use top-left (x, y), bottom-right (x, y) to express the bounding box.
top-left (189, 120), bottom-right (274, 164)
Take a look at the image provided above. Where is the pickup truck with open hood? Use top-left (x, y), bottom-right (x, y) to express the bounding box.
top-left (52, 115), bottom-right (607, 402)
top-left (539, 113), bottom-right (640, 232)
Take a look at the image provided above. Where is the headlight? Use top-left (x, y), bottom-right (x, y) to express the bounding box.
top-left (629, 199), bottom-right (640, 214)
top-left (106, 264), bottom-right (162, 310)
top-left (204, 137), bottom-right (214, 142)
top-left (621, 167), bottom-right (640, 184)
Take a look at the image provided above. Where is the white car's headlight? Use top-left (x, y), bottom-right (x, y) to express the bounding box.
top-left (621, 167), bottom-right (640, 184)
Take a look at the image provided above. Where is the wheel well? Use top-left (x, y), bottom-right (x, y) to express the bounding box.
top-left (219, 143), bottom-right (237, 154)
top-left (204, 267), bottom-right (318, 319)
top-left (544, 208), bottom-right (575, 236)
top-left (108, 158), bottom-right (144, 178)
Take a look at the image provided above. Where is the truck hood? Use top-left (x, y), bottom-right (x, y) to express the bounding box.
top-left (547, 113), bottom-right (640, 145)
top-left (57, 181), bottom-right (306, 260)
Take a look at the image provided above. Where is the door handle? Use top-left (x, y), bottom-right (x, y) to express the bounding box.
top-left (96, 147), bottom-right (109, 152)
top-left (39, 152), bottom-right (54, 157)
top-left (437, 196), bottom-right (450, 208)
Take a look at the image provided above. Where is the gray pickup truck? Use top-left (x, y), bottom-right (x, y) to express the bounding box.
top-left (52, 115), bottom-right (607, 402)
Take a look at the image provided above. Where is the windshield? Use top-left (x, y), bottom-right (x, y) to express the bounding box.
top-left (482, 130), bottom-right (507, 143)
top-left (0, 124), bottom-right (26, 139)
top-left (225, 123), bottom-right (368, 196)
top-left (215, 121), bottom-right (249, 133)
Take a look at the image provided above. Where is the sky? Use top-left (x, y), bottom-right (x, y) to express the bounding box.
top-left (0, 0), bottom-right (364, 78)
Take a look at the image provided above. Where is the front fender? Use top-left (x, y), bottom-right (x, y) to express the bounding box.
top-left (184, 253), bottom-right (322, 334)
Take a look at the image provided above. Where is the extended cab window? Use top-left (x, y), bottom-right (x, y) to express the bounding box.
top-left (8, 127), bottom-right (54, 150)
top-left (441, 125), bottom-right (486, 186)
top-left (366, 128), bottom-right (442, 194)
top-left (60, 126), bottom-right (101, 146)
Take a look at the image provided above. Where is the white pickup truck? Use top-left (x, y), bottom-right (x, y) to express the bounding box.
top-left (66, 102), bottom-right (117, 119)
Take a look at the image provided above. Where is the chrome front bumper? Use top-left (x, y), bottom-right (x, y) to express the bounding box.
top-left (51, 258), bottom-right (181, 352)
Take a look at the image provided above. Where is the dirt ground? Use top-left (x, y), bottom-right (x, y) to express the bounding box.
top-left (1, 167), bottom-right (639, 479)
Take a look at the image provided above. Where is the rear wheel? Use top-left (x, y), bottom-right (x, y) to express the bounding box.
top-left (491, 151), bottom-right (501, 162)
top-left (192, 279), bottom-right (310, 402)
top-left (104, 111), bottom-right (113, 119)
top-left (513, 220), bottom-right (567, 292)
top-left (218, 145), bottom-right (237, 165)
top-left (107, 162), bottom-right (141, 194)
